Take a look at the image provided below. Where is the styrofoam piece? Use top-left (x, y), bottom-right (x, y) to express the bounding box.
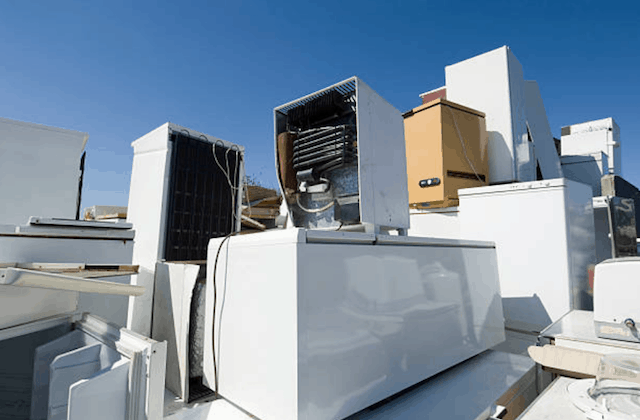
top-left (524, 81), bottom-right (563, 179)
top-left (459, 178), bottom-right (597, 332)
top-left (204, 228), bottom-right (504, 420)
top-left (561, 117), bottom-right (620, 175)
top-left (445, 46), bottom-right (532, 184)
top-left (0, 117), bottom-right (88, 225)
top-left (561, 152), bottom-right (608, 196)
top-left (127, 122), bottom-right (244, 337)
top-left (67, 359), bottom-right (129, 420)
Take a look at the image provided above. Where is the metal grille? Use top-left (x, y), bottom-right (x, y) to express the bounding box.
top-left (276, 79), bottom-right (356, 115)
top-left (163, 133), bottom-right (241, 261)
top-left (293, 125), bottom-right (356, 174)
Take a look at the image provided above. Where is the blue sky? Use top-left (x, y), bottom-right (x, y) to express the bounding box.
top-left (1, 0), bottom-right (638, 209)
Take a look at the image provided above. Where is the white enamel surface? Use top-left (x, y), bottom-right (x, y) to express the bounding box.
top-left (459, 178), bottom-right (596, 332)
top-left (445, 46), bottom-right (531, 183)
top-left (524, 81), bottom-right (562, 179)
top-left (409, 208), bottom-right (461, 239)
top-left (355, 78), bottom-right (410, 231)
top-left (127, 124), bottom-right (173, 336)
top-left (594, 258), bottom-right (640, 325)
top-left (0, 117), bottom-right (88, 225)
top-left (204, 229), bottom-right (504, 420)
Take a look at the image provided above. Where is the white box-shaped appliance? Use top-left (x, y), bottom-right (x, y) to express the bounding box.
top-left (0, 217), bottom-right (134, 328)
top-left (127, 123), bottom-right (244, 336)
top-left (561, 152), bottom-right (609, 196)
top-left (561, 117), bottom-right (620, 175)
top-left (0, 267), bottom-right (166, 420)
top-left (274, 77), bottom-right (409, 233)
top-left (445, 46), bottom-right (533, 184)
top-left (458, 179), bottom-right (597, 332)
top-left (593, 258), bottom-right (640, 342)
top-left (203, 229), bottom-right (505, 420)
top-left (0, 117), bottom-right (88, 225)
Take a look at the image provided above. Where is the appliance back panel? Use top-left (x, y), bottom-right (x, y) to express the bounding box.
top-left (163, 133), bottom-right (240, 261)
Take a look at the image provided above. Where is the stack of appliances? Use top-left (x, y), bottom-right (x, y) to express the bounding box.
top-left (126, 123), bottom-right (245, 404)
top-left (202, 77), bottom-right (506, 420)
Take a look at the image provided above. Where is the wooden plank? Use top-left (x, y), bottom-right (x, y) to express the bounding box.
top-left (241, 215), bottom-right (266, 230)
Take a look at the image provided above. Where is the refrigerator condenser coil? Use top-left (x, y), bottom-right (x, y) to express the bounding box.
top-left (292, 124), bottom-right (357, 182)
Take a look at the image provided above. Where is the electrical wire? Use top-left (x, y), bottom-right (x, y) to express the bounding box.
top-left (446, 106), bottom-right (484, 183)
top-left (211, 140), bottom-right (242, 231)
top-left (296, 194), bottom-right (335, 213)
top-left (211, 231), bottom-right (237, 397)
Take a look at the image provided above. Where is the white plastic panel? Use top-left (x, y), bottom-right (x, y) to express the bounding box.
top-left (524, 81), bottom-right (563, 179)
top-left (594, 258), bottom-right (640, 325)
top-left (68, 359), bottom-right (129, 420)
top-left (0, 117), bottom-right (88, 225)
top-left (445, 46), bottom-right (531, 183)
top-left (459, 178), bottom-right (596, 332)
top-left (204, 229), bottom-right (504, 420)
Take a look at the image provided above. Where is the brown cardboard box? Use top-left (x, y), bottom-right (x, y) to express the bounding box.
top-left (403, 98), bottom-right (488, 209)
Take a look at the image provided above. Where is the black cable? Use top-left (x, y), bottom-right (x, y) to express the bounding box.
top-left (211, 231), bottom-right (237, 397)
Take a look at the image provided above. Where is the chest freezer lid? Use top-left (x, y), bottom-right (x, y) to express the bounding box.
top-left (8, 217), bottom-right (136, 239)
top-left (458, 178), bottom-right (568, 197)
top-left (0, 263), bottom-right (143, 330)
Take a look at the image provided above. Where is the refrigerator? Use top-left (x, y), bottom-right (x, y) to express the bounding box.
top-left (458, 178), bottom-right (597, 333)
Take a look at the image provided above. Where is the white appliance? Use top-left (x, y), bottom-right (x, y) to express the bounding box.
top-left (203, 228), bottom-right (505, 420)
top-left (458, 178), bottom-right (597, 333)
top-left (0, 217), bottom-right (135, 327)
top-left (561, 117), bottom-right (621, 175)
top-left (127, 123), bottom-right (244, 336)
top-left (593, 257), bottom-right (640, 342)
top-left (274, 77), bottom-right (409, 234)
top-left (561, 152), bottom-right (609, 196)
top-left (0, 117), bottom-right (88, 225)
top-left (0, 266), bottom-right (166, 420)
top-left (445, 46), bottom-right (533, 183)
top-left (408, 207), bottom-right (461, 240)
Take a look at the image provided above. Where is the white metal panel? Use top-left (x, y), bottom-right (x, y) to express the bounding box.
top-left (204, 232), bottom-right (300, 420)
top-left (408, 208), bottom-right (461, 240)
top-left (0, 117), bottom-right (88, 225)
top-left (204, 229), bottom-right (504, 420)
top-left (127, 124), bottom-right (172, 336)
top-left (445, 46), bottom-right (532, 183)
top-left (459, 178), bottom-right (596, 332)
top-left (524, 81), bottom-right (563, 179)
top-left (355, 78), bottom-right (410, 231)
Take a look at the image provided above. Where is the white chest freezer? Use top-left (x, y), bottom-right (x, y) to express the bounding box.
top-left (203, 228), bottom-right (505, 420)
top-left (0, 217), bottom-right (135, 327)
top-left (458, 178), bottom-right (597, 333)
top-left (0, 264), bottom-right (166, 420)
